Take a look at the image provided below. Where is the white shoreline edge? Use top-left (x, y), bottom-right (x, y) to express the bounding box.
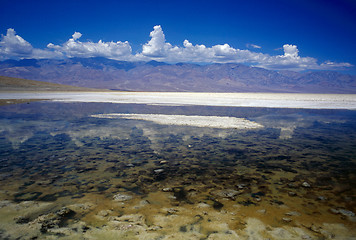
top-left (1, 92), bottom-right (356, 109)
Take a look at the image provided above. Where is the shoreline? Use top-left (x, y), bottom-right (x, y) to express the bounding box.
top-left (0, 91), bottom-right (356, 109)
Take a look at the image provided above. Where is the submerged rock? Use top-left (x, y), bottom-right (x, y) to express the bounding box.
top-left (288, 191), bottom-right (297, 197)
top-left (282, 217), bottom-right (292, 223)
top-left (132, 200), bottom-right (150, 209)
top-left (329, 208), bottom-right (339, 214)
top-left (68, 202), bottom-right (95, 212)
top-left (14, 216), bottom-right (30, 224)
top-left (338, 209), bottom-right (355, 217)
top-left (29, 207), bottom-right (76, 233)
top-left (154, 169), bottom-right (164, 173)
top-left (329, 208), bottom-right (355, 219)
top-left (285, 211), bottom-right (301, 216)
top-left (256, 209), bottom-right (266, 214)
top-left (0, 200), bottom-right (11, 208)
top-left (164, 208), bottom-right (178, 214)
top-left (56, 207), bottom-right (75, 217)
top-left (302, 182), bottom-right (311, 188)
top-left (197, 202), bottom-right (210, 208)
top-left (162, 187), bottom-right (173, 192)
top-left (113, 193), bottom-right (133, 202)
top-left (287, 183), bottom-right (297, 188)
top-left (213, 200), bottom-right (224, 210)
top-left (317, 196), bottom-right (327, 201)
top-left (211, 189), bottom-right (242, 199)
top-left (97, 210), bottom-right (111, 217)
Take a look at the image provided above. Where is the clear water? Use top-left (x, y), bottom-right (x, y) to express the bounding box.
top-left (0, 101), bottom-right (355, 239)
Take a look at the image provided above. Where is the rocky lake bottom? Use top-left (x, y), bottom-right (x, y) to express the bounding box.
top-left (0, 101), bottom-right (355, 239)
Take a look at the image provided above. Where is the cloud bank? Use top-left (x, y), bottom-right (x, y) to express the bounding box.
top-left (0, 28), bottom-right (63, 59)
top-left (47, 31), bottom-right (132, 59)
top-left (0, 26), bottom-right (352, 71)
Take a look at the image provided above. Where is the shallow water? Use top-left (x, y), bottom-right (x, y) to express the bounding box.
top-left (0, 101), bottom-right (356, 239)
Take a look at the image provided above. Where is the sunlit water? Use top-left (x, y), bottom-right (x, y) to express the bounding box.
top-left (0, 100), bottom-right (355, 239)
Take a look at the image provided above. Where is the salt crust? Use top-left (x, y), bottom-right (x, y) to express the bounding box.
top-left (91, 113), bottom-right (264, 129)
top-left (1, 92), bottom-right (356, 109)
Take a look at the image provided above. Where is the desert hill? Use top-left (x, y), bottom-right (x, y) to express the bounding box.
top-left (0, 75), bottom-right (105, 92)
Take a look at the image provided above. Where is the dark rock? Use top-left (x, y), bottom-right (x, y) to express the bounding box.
top-left (239, 199), bottom-right (256, 206)
top-left (173, 187), bottom-right (190, 203)
top-left (213, 200), bottom-right (224, 210)
top-left (179, 225), bottom-right (187, 232)
top-left (56, 207), bottom-right (75, 218)
top-left (287, 183), bottom-right (297, 188)
top-left (251, 192), bottom-right (265, 198)
top-left (40, 220), bottom-right (58, 233)
top-left (271, 199), bottom-right (284, 205)
top-left (14, 191), bottom-right (42, 202)
top-left (39, 194), bottom-right (58, 201)
top-left (14, 216), bottom-right (30, 224)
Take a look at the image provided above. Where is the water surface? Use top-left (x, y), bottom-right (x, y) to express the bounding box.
top-left (0, 100), bottom-right (355, 239)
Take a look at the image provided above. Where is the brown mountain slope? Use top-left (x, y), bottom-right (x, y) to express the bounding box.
top-left (0, 75), bottom-right (107, 92)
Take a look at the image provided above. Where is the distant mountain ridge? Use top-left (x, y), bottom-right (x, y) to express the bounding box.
top-left (0, 57), bottom-right (355, 93)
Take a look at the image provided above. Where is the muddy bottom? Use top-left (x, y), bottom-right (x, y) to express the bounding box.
top-left (0, 102), bottom-right (355, 239)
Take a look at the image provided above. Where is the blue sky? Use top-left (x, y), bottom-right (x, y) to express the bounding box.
top-left (1, 0), bottom-right (355, 73)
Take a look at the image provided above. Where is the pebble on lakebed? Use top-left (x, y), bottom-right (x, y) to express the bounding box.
top-left (113, 193), bottom-right (133, 201)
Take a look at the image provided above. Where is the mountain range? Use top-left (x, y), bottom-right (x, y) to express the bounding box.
top-left (0, 57), bottom-right (355, 93)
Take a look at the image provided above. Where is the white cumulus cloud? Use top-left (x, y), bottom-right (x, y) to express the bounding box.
top-left (137, 26), bottom-right (266, 64)
top-left (0, 26), bottom-right (353, 72)
top-left (136, 26), bottom-right (354, 71)
top-left (283, 44), bottom-right (299, 58)
top-left (72, 32), bottom-right (82, 41)
top-left (0, 28), bottom-right (32, 57)
top-left (253, 44), bottom-right (350, 71)
top-left (47, 32), bottom-right (132, 59)
top-left (142, 25), bottom-right (172, 57)
top-left (0, 28), bottom-right (62, 60)
top-left (137, 26), bottom-right (349, 72)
